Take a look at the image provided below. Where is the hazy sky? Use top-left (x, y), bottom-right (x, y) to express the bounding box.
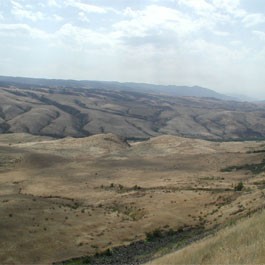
top-left (0, 0), bottom-right (265, 98)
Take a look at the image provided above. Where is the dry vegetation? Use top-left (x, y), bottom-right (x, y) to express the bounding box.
top-left (146, 208), bottom-right (265, 265)
top-left (1, 133), bottom-right (265, 264)
top-left (1, 84), bottom-right (265, 140)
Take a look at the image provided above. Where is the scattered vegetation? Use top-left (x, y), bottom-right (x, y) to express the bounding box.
top-left (61, 226), bottom-right (206, 265)
top-left (100, 183), bottom-right (143, 193)
top-left (247, 149), bottom-right (265, 154)
top-left (199, 176), bottom-right (224, 181)
top-left (147, 209), bottom-right (265, 265)
top-left (221, 160), bottom-right (265, 174)
top-left (107, 203), bottom-right (144, 221)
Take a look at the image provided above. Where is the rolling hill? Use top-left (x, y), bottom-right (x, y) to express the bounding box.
top-left (0, 76), bottom-right (265, 140)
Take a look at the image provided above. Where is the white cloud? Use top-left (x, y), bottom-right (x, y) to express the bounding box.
top-left (11, 0), bottom-right (45, 21)
top-left (253, 30), bottom-right (265, 41)
top-left (0, 23), bottom-right (50, 39)
top-left (242, 13), bottom-right (265, 27)
top-left (115, 5), bottom-right (202, 39)
top-left (48, 0), bottom-right (60, 8)
top-left (212, 0), bottom-right (241, 12)
top-left (230, 40), bottom-right (242, 46)
top-left (55, 23), bottom-right (118, 50)
top-left (178, 0), bottom-right (250, 28)
top-left (2, 0), bottom-right (265, 98)
top-left (78, 12), bottom-right (90, 23)
top-left (52, 14), bottom-right (63, 22)
top-left (178, 0), bottom-right (214, 13)
top-left (10, 0), bottom-right (63, 23)
top-left (123, 7), bottom-right (139, 18)
top-left (213, 31), bottom-right (230, 36)
top-left (212, 0), bottom-right (247, 19)
top-left (66, 0), bottom-right (108, 14)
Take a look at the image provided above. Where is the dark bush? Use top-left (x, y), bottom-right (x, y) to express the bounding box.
top-left (234, 181), bottom-right (244, 191)
top-left (145, 228), bottom-right (163, 241)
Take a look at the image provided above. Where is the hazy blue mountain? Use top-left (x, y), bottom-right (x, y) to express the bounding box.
top-left (0, 75), bottom-right (232, 100)
top-left (226, 93), bottom-right (258, 102)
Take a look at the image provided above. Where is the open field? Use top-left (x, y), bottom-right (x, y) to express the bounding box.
top-left (1, 133), bottom-right (265, 264)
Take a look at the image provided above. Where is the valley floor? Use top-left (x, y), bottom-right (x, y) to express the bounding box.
top-left (0, 133), bottom-right (265, 264)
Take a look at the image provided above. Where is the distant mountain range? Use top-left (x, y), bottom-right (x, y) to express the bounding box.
top-left (0, 75), bottom-right (233, 100)
top-left (1, 75), bottom-right (265, 140)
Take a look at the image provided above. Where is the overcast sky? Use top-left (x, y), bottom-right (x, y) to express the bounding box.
top-left (0, 0), bottom-right (265, 98)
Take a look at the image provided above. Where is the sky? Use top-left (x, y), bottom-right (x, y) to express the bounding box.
top-left (0, 0), bottom-right (265, 98)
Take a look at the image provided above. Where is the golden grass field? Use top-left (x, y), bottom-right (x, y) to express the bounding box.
top-left (1, 133), bottom-right (265, 264)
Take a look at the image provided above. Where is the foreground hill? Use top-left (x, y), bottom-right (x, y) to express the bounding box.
top-left (1, 133), bottom-right (265, 264)
top-left (1, 79), bottom-right (265, 140)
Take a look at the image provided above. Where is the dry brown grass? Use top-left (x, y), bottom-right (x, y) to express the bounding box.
top-left (0, 133), bottom-right (265, 264)
top-left (147, 209), bottom-right (265, 265)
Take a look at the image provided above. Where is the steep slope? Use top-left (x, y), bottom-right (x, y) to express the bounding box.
top-left (146, 209), bottom-right (265, 265)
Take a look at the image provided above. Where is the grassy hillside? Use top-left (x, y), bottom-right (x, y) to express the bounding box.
top-left (147, 209), bottom-right (265, 265)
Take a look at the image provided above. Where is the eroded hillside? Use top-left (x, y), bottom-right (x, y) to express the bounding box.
top-left (1, 84), bottom-right (265, 140)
